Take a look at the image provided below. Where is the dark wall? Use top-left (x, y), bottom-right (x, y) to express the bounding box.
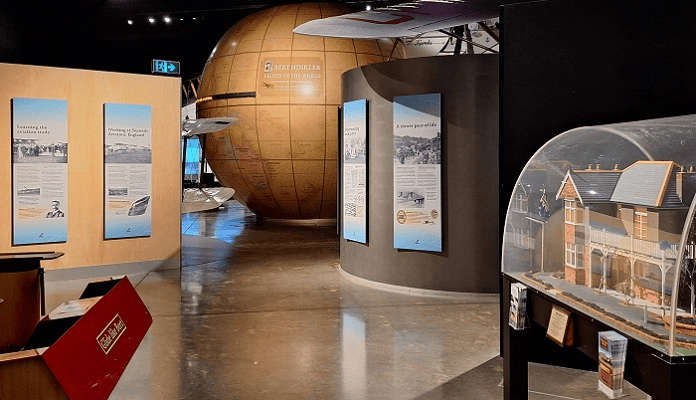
top-left (0, 3), bottom-right (240, 79)
top-left (341, 55), bottom-right (499, 293)
top-left (500, 0), bottom-right (696, 228)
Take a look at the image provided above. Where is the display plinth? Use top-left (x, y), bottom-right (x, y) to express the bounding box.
top-left (502, 275), bottom-right (696, 400)
top-left (0, 251), bottom-right (64, 268)
top-left (0, 277), bottom-right (152, 400)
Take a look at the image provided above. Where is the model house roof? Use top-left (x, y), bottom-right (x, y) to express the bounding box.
top-left (556, 161), bottom-right (689, 208)
top-left (515, 183), bottom-right (529, 197)
top-left (566, 170), bottom-right (621, 203)
top-left (610, 162), bottom-right (674, 207)
top-left (661, 173), bottom-right (686, 208)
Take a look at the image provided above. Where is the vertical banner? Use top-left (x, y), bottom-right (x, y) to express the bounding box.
top-left (12, 98), bottom-right (69, 245)
top-left (393, 93), bottom-right (442, 252)
top-left (104, 103), bottom-right (152, 239)
top-left (342, 99), bottom-right (368, 243)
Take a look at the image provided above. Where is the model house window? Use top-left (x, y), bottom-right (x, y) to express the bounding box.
top-left (565, 242), bottom-right (578, 267)
top-left (565, 200), bottom-right (576, 224)
top-left (514, 193), bottom-right (528, 213)
top-left (634, 211), bottom-right (648, 240)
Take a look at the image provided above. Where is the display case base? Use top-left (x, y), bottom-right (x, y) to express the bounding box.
top-left (503, 274), bottom-right (696, 400)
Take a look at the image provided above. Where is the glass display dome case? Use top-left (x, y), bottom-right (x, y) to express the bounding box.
top-left (502, 114), bottom-right (696, 357)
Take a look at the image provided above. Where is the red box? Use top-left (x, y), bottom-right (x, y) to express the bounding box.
top-left (0, 277), bottom-right (152, 400)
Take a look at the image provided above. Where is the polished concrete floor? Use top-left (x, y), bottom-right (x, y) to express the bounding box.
top-left (46, 202), bottom-right (499, 399)
top-left (415, 357), bottom-right (648, 400)
top-left (44, 201), bottom-right (647, 399)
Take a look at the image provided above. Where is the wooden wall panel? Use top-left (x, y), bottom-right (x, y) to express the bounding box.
top-left (0, 63), bottom-right (181, 270)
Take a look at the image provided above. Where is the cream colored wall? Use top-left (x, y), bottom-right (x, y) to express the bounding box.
top-left (0, 63), bottom-right (181, 270)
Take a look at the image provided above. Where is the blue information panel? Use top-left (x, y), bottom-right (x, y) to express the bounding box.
top-left (393, 93), bottom-right (442, 252)
top-left (343, 99), bottom-right (368, 244)
top-left (12, 98), bottom-right (69, 245)
top-left (104, 103), bottom-right (153, 239)
top-left (151, 59), bottom-right (180, 75)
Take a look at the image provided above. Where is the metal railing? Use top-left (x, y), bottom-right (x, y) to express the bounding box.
top-left (589, 227), bottom-right (679, 260)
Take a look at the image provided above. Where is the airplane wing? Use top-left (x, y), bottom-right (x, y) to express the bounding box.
top-left (182, 117), bottom-right (238, 137)
top-left (182, 187), bottom-right (236, 214)
top-left (293, 0), bottom-right (502, 39)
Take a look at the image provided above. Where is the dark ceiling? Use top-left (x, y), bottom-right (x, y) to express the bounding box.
top-left (0, 0), bottom-right (376, 81)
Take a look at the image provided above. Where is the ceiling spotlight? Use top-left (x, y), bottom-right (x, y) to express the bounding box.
top-left (192, 17), bottom-right (197, 20)
top-left (179, 17), bottom-right (184, 21)
top-left (127, 19), bottom-right (133, 25)
top-left (365, 4), bottom-right (372, 10)
top-left (148, 17), bottom-right (155, 24)
top-left (163, 16), bottom-right (172, 23)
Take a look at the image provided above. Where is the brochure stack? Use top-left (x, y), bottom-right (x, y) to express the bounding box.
top-left (598, 330), bottom-right (628, 399)
top-left (509, 282), bottom-right (528, 330)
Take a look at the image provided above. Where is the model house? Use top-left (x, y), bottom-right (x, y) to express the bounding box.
top-left (507, 183), bottom-right (534, 250)
top-left (506, 180), bottom-right (554, 273)
top-left (556, 161), bottom-right (696, 306)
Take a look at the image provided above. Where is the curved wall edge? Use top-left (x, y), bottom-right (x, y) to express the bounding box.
top-left (339, 265), bottom-right (499, 301)
top-left (340, 55), bottom-right (499, 293)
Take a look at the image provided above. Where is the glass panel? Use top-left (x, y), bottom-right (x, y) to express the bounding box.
top-left (502, 114), bottom-right (696, 356)
top-left (670, 200), bottom-right (696, 355)
top-left (182, 137), bottom-right (201, 182)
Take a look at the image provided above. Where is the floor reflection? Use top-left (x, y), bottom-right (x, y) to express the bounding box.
top-left (413, 357), bottom-right (649, 400)
top-left (181, 201), bottom-right (252, 244)
top-left (92, 201), bottom-right (502, 399)
top-left (341, 311), bottom-right (367, 400)
top-left (41, 200), bottom-right (655, 399)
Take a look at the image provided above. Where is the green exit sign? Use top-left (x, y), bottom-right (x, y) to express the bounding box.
top-left (151, 59), bottom-right (180, 75)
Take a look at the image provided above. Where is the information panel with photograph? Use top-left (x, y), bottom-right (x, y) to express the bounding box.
top-left (12, 98), bottom-right (69, 245)
top-left (393, 93), bottom-right (442, 252)
top-left (104, 103), bottom-right (152, 239)
top-left (343, 99), bottom-right (368, 243)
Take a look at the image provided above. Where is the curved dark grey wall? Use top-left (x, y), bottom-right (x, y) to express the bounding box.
top-left (340, 55), bottom-right (499, 293)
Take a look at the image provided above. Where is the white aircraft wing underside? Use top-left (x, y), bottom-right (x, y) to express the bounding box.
top-left (182, 117), bottom-right (238, 137)
top-left (182, 187), bottom-right (236, 214)
top-left (293, 1), bottom-right (502, 38)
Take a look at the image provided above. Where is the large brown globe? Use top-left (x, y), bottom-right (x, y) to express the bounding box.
top-left (198, 3), bottom-right (406, 219)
